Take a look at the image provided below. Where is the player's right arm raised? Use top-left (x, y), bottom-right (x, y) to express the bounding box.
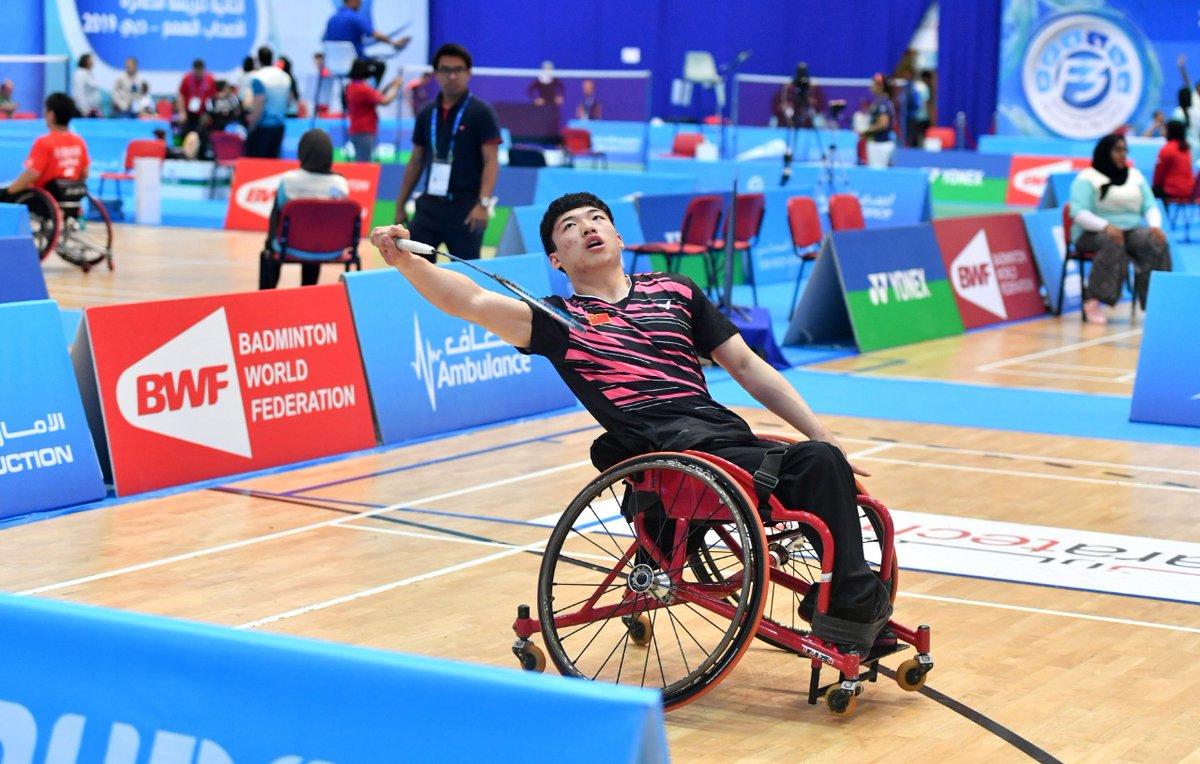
top-left (369, 225), bottom-right (533, 348)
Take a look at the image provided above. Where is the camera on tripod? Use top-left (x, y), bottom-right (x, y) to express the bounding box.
top-left (792, 62), bottom-right (811, 102)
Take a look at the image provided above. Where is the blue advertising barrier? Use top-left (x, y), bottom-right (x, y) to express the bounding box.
top-left (343, 254), bottom-right (575, 444)
top-left (1022, 208), bottom-right (1081, 315)
top-left (1130, 272), bottom-right (1200, 428)
top-left (0, 593), bottom-right (667, 763)
top-left (1038, 172), bottom-right (1077, 209)
top-left (980, 134), bottom-right (1160, 179)
top-left (499, 200), bottom-right (645, 258)
top-left (0, 237), bottom-right (48, 305)
top-left (892, 148), bottom-right (1014, 178)
top-left (0, 202), bottom-right (31, 236)
top-left (532, 168), bottom-right (695, 205)
top-left (0, 300), bottom-right (105, 520)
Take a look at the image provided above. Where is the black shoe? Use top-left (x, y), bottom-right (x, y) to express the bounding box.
top-left (797, 583), bottom-right (819, 622)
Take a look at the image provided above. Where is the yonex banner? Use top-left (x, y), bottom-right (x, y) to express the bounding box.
top-left (0, 237), bottom-right (49, 306)
top-left (223, 158), bottom-right (381, 234)
top-left (1005, 155), bottom-right (1091, 206)
top-left (1022, 208), bottom-right (1082, 315)
top-left (0, 300), bottom-right (105, 520)
top-left (74, 286), bottom-right (375, 495)
top-left (892, 149), bottom-right (1013, 205)
top-left (932, 214), bottom-right (1046, 329)
top-left (1130, 272), bottom-right (1200, 428)
top-left (785, 225), bottom-right (963, 352)
top-left (0, 593), bottom-right (667, 764)
top-left (343, 255), bottom-right (575, 444)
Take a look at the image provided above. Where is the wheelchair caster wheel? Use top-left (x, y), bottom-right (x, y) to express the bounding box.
top-left (623, 612), bottom-right (653, 646)
top-left (895, 658), bottom-right (928, 691)
top-left (514, 641), bottom-right (546, 673)
top-left (826, 688), bottom-right (857, 716)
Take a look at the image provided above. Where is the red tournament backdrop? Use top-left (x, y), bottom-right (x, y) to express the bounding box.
top-left (1004, 155), bottom-right (1090, 206)
top-left (932, 214), bottom-right (1046, 329)
top-left (81, 285), bottom-right (376, 495)
top-left (224, 158), bottom-right (381, 234)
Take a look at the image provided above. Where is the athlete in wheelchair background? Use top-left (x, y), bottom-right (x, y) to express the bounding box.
top-left (0, 92), bottom-right (113, 272)
top-left (369, 192), bottom-right (932, 714)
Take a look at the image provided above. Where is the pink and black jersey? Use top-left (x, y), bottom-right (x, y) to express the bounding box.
top-left (521, 273), bottom-right (755, 455)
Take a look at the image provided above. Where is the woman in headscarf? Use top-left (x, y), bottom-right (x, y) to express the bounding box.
top-left (1068, 133), bottom-right (1171, 323)
top-left (258, 128), bottom-right (351, 289)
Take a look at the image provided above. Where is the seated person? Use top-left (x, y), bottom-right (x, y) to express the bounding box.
top-left (368, 192), bottom-right (893, 653)
top-left (1069, 133), bottom-right (1172, 323)
top-left (527, 61), bottom-right (564, 107)
top-left (258, 129), bottom-right (350, 290)
top-left (1152, 119), bottom-right (1193, 200)
top-left (0, 79), bottom-right (17, 116)
top-left (0, 92), bottom-right (89, 202)
top-left (208, 80), bottom-right (243, 131)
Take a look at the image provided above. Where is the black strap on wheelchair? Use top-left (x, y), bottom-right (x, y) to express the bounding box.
top-left (811, 602), bottom-right (893, 652)
top-left (751, 446), bottom-right (789, 510)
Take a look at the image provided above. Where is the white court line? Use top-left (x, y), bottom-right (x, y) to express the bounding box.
top-left (898, 592), bottom-right (1200, 635)
top-left (858, 456), bottom-right (1200, 494)
top-left (1023, 361), bottom-right (1134, 374)
top-left (819, 435), bottom-right (1200, 478)
top-left (236, 540), bottom-right (547, 630)
top-left (976, 328), bottom-right (1142, 372)
top-left (1116, 372), bottom-right (1137, 383)
top-left (980, 367), bottom-right (1129, 384)
top-left (17, 459), bottom-right (592, 596)
top-left (335, 523), bottom-right (532, 551)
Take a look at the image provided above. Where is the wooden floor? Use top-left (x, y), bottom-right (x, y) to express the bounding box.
top-left (12, 223), bottom-right (1200, 761)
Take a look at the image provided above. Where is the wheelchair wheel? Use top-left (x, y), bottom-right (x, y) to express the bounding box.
top-left (689, 502), bottom-right (892, 654)
top-left (13, 188), bottom-right (61, 260)
top-left (537, 453), bottom-right (769, 710)
top-left (56, 194), bottom-right (113, 272)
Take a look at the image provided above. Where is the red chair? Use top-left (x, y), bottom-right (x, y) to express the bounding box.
top-left (709, 193), bottom-right (766, 305)
top-left (627, 195), bottom-right (724, 290)
top-left (667, 132), bottom-right (704, 158)
top-left (786, 196), bottom-right (823, 316)
top-left (923, 126), bottom-right (956, 150)
top-left (269, 198), bottom-right (362, 277)
top-left (828, 193), bottom-right (865, 231)
top-left (1059, 203), bottom-right (1135, 321)
top-left (98, 139), bottom-right (167, 210)
top-left (561, 127), bottom-right (607, 169)
top-left (10, 111), bottom-right (36, 120)
top-left (155, 99), bottom-right (175, 122)
top-left (208, 131), bottom-right (244, 198)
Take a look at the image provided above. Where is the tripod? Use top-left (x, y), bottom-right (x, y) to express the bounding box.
top-left (779, 88), bottom-right (846, 200)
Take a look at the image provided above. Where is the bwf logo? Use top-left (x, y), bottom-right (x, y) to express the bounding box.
top-left (115, 309), bottom-right (252, 458)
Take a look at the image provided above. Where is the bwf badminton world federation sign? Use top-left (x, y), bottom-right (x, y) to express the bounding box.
top-left (76, 285), bottom-right (375, 495)
top-left (884, 510), bottom-right (1200, 605)
top-left (933, 214), bottom-right (1045, 330)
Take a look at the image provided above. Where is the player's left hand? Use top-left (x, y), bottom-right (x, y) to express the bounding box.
top-left (819, 433), bottom-right (872, 478)
top-left (465, 204), bottom-right (489, 233)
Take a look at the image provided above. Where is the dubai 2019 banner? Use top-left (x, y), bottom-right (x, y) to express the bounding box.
top-left (997, 0), bottom-right (1195, 139)
top-left (44, 0), bottom-right (427, 102)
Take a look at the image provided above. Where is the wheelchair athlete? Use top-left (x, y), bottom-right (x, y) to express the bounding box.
top-left (370, 191), bottom-right (892, 653)
top-left (0, 92), bottom-right (90, 205)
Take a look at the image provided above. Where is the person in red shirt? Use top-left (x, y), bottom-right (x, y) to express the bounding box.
top-left (1152, 119), bottom-right (1195, 201)
top-left (177, 58), bottom-right (217, 150)
top-left (346, 58), bottom-right (401, 163)
top-left (1, 92), bottom-right (89, 201)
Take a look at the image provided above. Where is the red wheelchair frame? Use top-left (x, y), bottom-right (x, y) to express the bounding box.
top-left (511, 437), bottom-right (933, 716)
top-left (15, 182), bottom-right (114, 273)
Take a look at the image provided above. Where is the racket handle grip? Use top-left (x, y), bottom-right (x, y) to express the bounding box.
top-left (394, 238), bottom-right (436, 256)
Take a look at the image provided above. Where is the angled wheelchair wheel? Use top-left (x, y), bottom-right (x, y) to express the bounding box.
top-left (537, 453), bottom-right (769, 710)
top-left (14, 188), bottom-right (61, 260)
top-left (690, 502), bottom-right (893, 654)
top-left (56, 194), bottom-right (113, 272)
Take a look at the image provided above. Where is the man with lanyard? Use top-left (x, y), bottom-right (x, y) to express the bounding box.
top-left (323, 0), bottom-right (410, 86)
top-left (394, 43), bottom-right (501, 261)
top-left (367, 192), bottom-right (894, 654)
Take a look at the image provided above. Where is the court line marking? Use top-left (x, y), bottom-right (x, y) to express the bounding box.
top-left (857, 456), bottom-right (1200, 494)
top-left (235, 540), bottom-right (548, 630)
top-left (975, 329), bottom-right (1141, 372)
top-left (979, 368), bottom-right (1129, 384)
top-left (1022, 361), bottom-right (1133, 374)
top-left (898, 592), bottom-right (1200, 634)
top-left (823, 435), bottom-right (1200, 478)
top-left (16, 460), bottom-right (593, 596)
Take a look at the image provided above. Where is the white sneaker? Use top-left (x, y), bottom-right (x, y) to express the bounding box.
top-left (1083, 299), bottom-right (1108, 324)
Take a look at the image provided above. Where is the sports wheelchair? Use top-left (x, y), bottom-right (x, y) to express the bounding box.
top-left (511, 437), bottom-right (933, 716)
top-left (14, 179), bottom-right (114, 272)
